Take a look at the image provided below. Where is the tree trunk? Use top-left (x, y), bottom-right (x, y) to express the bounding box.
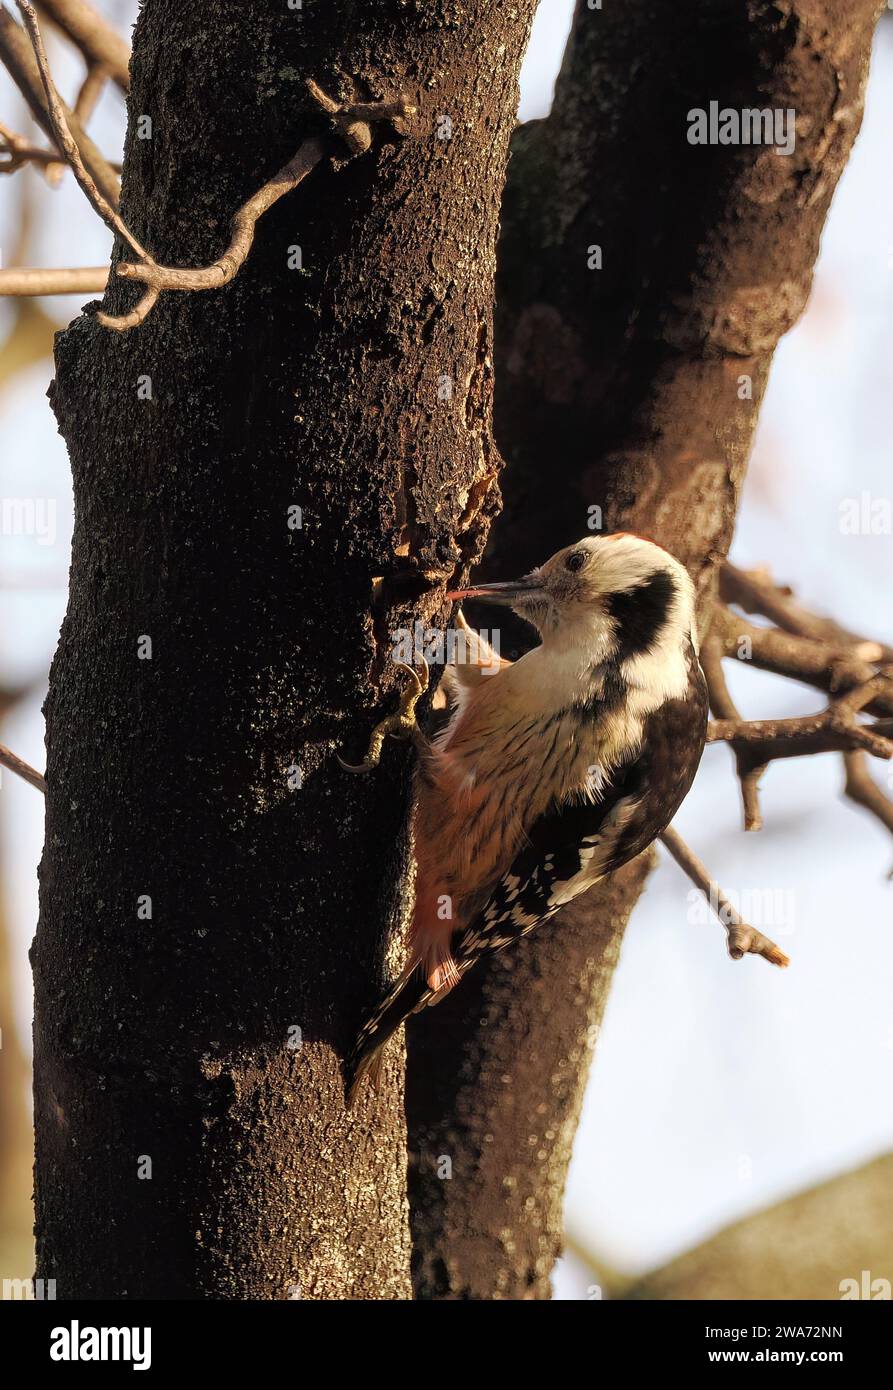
top-left (33, 0), bottom-right (536, 1300)
top-left (626, 1152), bottom-right (893, 1301)
top-left (407, 0), bottom-right (884, 1299)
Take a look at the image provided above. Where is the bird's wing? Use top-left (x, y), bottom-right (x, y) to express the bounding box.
top-left (454, 780), bottom-right (644, 964)
top-left (455, 678), bottom-right (708, 964)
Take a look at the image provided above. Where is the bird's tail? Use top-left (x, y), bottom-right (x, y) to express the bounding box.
top-left (344, 965), bottom-right (433, 1107)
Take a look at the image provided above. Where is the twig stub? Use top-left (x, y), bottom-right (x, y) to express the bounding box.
top-left (660, 825), bottom-right (790, 968)
top-left (0, 742), bottom-right (46, 794)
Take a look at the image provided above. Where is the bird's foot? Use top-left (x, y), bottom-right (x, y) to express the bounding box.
top-left (337, 659), bottom-right (429, 773)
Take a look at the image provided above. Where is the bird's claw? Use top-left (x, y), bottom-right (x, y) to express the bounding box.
top-left (337, 659), bottom-right (429, 773)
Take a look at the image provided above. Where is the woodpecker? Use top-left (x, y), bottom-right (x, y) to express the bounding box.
top-left (343, 532), bottom-right (708, 1103)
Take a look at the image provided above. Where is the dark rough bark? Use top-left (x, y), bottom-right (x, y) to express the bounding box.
top-left (408, 855), bottom-right (651, 1299)
top-left (33, 0), bottom-right (536, 1299)
top-left (408, 0), bottom-right (883, 1299)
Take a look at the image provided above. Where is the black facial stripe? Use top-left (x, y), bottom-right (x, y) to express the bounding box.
top-left (605, 570), bottom-right (677, 660)
top-left (574, 664), bottom-right (627, 720)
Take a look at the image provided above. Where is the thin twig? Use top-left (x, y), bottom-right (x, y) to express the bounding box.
top-left (0, 5), bottom-right (120, 205)
top-left (0, 741), bottom-right (46, 794)
top-left (711, 605), bottom-right (893, 718)
top-left (0, 117), bottom-right (118, 185)
top-left (98, 135), bottom-right (327, 330)
top-left (98, 80), bottom-right (416, 332)
top-left (0, 116), bottom-right (56, 172)
top-left (701, 634), bottom-right (766, 831)
top-left (0, 264), bottom-right (108, 294)
top-left (708, 713), bottom-right (893, 760)
top-left (72, 62), bottom-right (104, 123)
top-left (34, 0), bottom-right (130, 91)
top-left (17, 1), bottom-right (145, 257)
top-left (660, 825), bottom-right (790, 967)
top-left (721, 562), bottom-right (893, 664)
top-left (843, 752), bottom-right (893, 875)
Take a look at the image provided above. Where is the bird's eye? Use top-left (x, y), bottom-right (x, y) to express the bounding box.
top-left (565, 551), bottom-right (586, 573)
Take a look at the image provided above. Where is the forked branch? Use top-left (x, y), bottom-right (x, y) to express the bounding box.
top-left (97, 135), bottom-right (328, 330)
top-left (709, 574), bottom-right (893, 853)
top-left (0, 4), bottom-right (119, 203)
top-left (98, 79), bottom-right (415, 331)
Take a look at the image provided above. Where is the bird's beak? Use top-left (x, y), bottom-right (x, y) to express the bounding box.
top-left (447, 573), bottom-right (546, 604)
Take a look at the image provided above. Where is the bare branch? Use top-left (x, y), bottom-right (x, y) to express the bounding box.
top-left (98, 81), bottom-right (416, 332)
top-left (0, 264), bottom-right (108, 294)
top-left (721, 561), bottom-right (892, 663)
top-left (701, 634), bottom-right (766, 831)
top-left (0, 54), bottom-right (414, 327)
top-left (0, 5), bottom-right (120, 205)
top-left (16, 1), bottom-right (145, 257)
top-left (832, 673), bottom-right (893, 749)
top-left (708, 713), bottom-right (893, 760)
top-left (72, 61), bottom-right (104, 123)
top-left (0, 741), bottom-right (46, 794)
top-left (0, 116), bottom-right (62, 179)
top-left (659, 825), bottom-right (790, 967)
top-left (711, 605), bottom-right (893, 719)
top-left (34, 0), bottom-right (129, 92)
top-left (98, 135), bottom-right (327, 329)
top-left (707, 586), bottom-right (893, 870)
top-left (709, 673), bottom-right (893, 790)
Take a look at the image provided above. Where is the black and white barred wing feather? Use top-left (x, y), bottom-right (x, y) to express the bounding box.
top-left (344, 782), bottom-right (640, 1104)
top-left (454, 789), bottom-right (641, 964)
